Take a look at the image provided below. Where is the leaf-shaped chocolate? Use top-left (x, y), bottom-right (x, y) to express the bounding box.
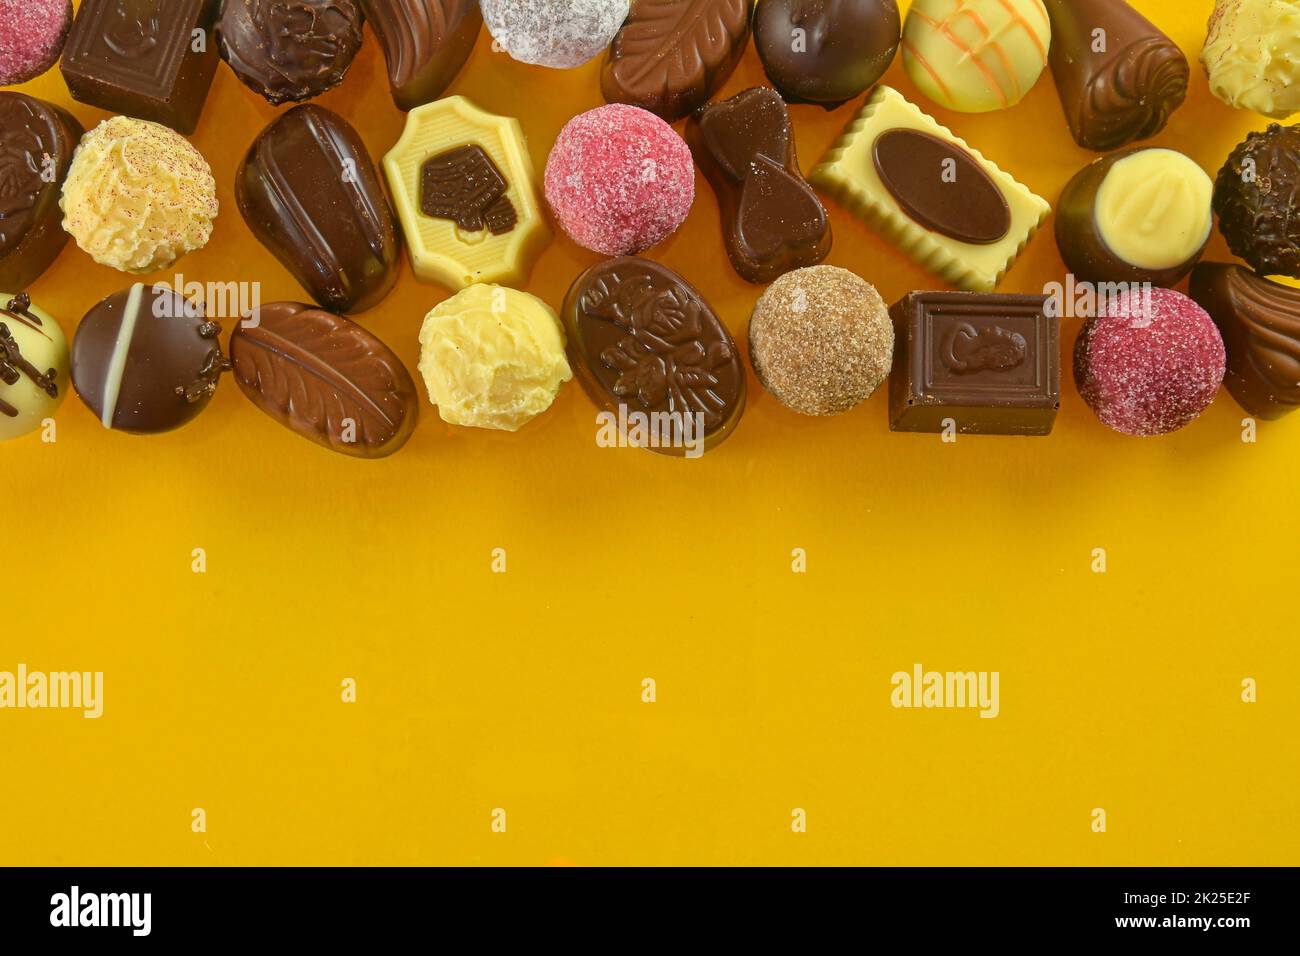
top-left (601, 0), bottom-right (752, 122)
top-left (230, 302), bottom-right (419, 459)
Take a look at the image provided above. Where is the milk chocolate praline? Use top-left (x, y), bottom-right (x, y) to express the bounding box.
top-left (362, 0), bottom-right (483, 111)
top-left (754, 0), bottom-right (901, 109)
top-left (1189, 263), bottom-right (1300, 420)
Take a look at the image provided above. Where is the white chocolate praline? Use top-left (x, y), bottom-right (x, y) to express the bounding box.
top-left (481, 0), bottom-right (630, 69)
top-left (1094, 149), bottom-right (1213, 271)
top-left (1203, 0), bottom-right (1300, 119)
top-left (60, 117), bottom-right (218, 275)
top-left (902, 0), bottom-right (1051, 113)
top-left (418, 284), bottom-right (572, 431)
top-left (0, 293), bottom-right (69, 441)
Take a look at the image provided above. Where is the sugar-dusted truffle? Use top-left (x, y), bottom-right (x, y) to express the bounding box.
top-left (482, 0), bottom-right (629, 69)
top-left (61, 118), bottom-right (218, 275)
top-left (748, 266), bottom-right (894, 416)
top-left (545, 104), bottom-right (694, 257)
top-left (1074, 287), bottom-right (1225, 437)
top-left (0, 0), bottom-right (71, 86)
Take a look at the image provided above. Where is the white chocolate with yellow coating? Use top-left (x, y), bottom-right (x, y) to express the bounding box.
top-left (902, 0), bottom-right (1051, 113)
top-left (812, 86), bottom-right (1050, 292)
top-left (418, 284), bottom-right (572, 432)
top-left (1203, 0), bottom-right (1300, 119)
top-left (60, 117), bottom-right (218, 275)
top-left (1094, 149), bottom-right (1213, 271)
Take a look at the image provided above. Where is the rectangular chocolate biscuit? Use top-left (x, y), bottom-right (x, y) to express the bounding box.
top-left (60, 0), bottom-right (221, 135)
top-left (890, 292), bottom-right (1060, 436)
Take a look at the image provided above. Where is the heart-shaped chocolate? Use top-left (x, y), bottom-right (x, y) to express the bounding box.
top-left (737, 156), bottom-right (829, 263)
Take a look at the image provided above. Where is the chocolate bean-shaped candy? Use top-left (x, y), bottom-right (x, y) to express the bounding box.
top-left (238, 105), bottom-right (402, 314)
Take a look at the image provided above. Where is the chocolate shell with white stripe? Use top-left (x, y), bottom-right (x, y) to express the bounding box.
top-left (70, 284), bottom-right (230, 435)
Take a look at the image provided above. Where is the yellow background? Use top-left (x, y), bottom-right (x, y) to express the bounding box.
top-left (4, 0), bottom-right (1297, 866)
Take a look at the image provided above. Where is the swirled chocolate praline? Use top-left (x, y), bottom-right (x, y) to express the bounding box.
top-left (1213, 124), bottom-right (1300, 279)
top-left (1190, 263), bottom-right (1300, 420)
top-left (1044, 0), bottom-right (1189, 152)
top-left (1079, 38), bottom-right (1189, 152)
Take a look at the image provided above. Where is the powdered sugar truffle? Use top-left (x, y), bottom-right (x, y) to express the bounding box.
top-left (544, 104), bottom-right (694, 256)
top-left (482, 0), bottom-right (630, 69)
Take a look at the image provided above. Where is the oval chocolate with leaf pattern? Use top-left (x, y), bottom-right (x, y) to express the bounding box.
top-left (562, 257), bottom-right (746, 456)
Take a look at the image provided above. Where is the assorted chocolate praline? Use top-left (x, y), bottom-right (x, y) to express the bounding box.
top-left (8, 1), bottom-right (1293, 448)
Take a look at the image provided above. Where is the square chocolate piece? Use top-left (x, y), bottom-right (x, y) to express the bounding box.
top-left (889, 292), bottom-right (1060, 436)
top-left (60, 0), bottom-right (221, 135)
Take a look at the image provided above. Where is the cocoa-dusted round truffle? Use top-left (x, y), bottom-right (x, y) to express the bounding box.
top-left (748, 266), bottom-right (893, 416)
top-left (1073, 287), bottom-right (1225, 437)
top-left (1214, 124), bottom-right (1300, 278)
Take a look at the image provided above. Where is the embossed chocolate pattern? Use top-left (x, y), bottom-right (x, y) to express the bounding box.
top-left (231, 301), bottom-right (419, 457)
top-left (60, 0), bottom-right (221, 134)
top-left (942, 322), bottom-right (1027, 374)
top-left (362, 0), bottom-right (483, 111)
top-left (602, 0), bottom-right (752, 121)
top-left (1043, 0), bottom-right (1188, 152)
top-left (1214, 124), bottom-right (1300, 279)
top-left (563, 256), bottom-right (746, 454)
top-left (890, 291), bottom-right (1058, 436)
top-left (873, 130), bottom-right (1011, 245)
top-left (0, 93), bottom-right (83, 290)
top-left (687, 87), bottom-right (831, 284)
top-left (218, 0), bottom-right (365, 105)
top-left (237, 105), bottom-right (402, 314)
top-left (420, 145), bottom-right (518, 234)
top-left (1189, 263), bottom-right (1300, 420)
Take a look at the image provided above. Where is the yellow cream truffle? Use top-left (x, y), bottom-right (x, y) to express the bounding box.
top-left (1203, 0), bottom-right (1300, 119)
top-left (60, 117), bottom-right (218, 275)
top-left (418, 284), bottom-right (572, 432)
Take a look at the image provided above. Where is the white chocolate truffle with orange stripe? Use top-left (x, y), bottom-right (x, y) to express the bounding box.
top-left (902, 0), bottom-right (1051, 113)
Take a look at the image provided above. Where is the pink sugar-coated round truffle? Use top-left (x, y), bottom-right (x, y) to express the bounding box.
top-left (0, 0), bottom-right (71, 86)
top-left (544, 104), bottom-right (695, 256)
top-left (1074, 287), bottom-right (1226, 437)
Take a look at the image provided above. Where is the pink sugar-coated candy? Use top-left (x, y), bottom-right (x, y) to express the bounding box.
top-left (544, 104), bottom-right (695, 257)
top-left (0, 0), bottom-right (71, 86)
top-left (1074, 287), bottom-right (1226, 437)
